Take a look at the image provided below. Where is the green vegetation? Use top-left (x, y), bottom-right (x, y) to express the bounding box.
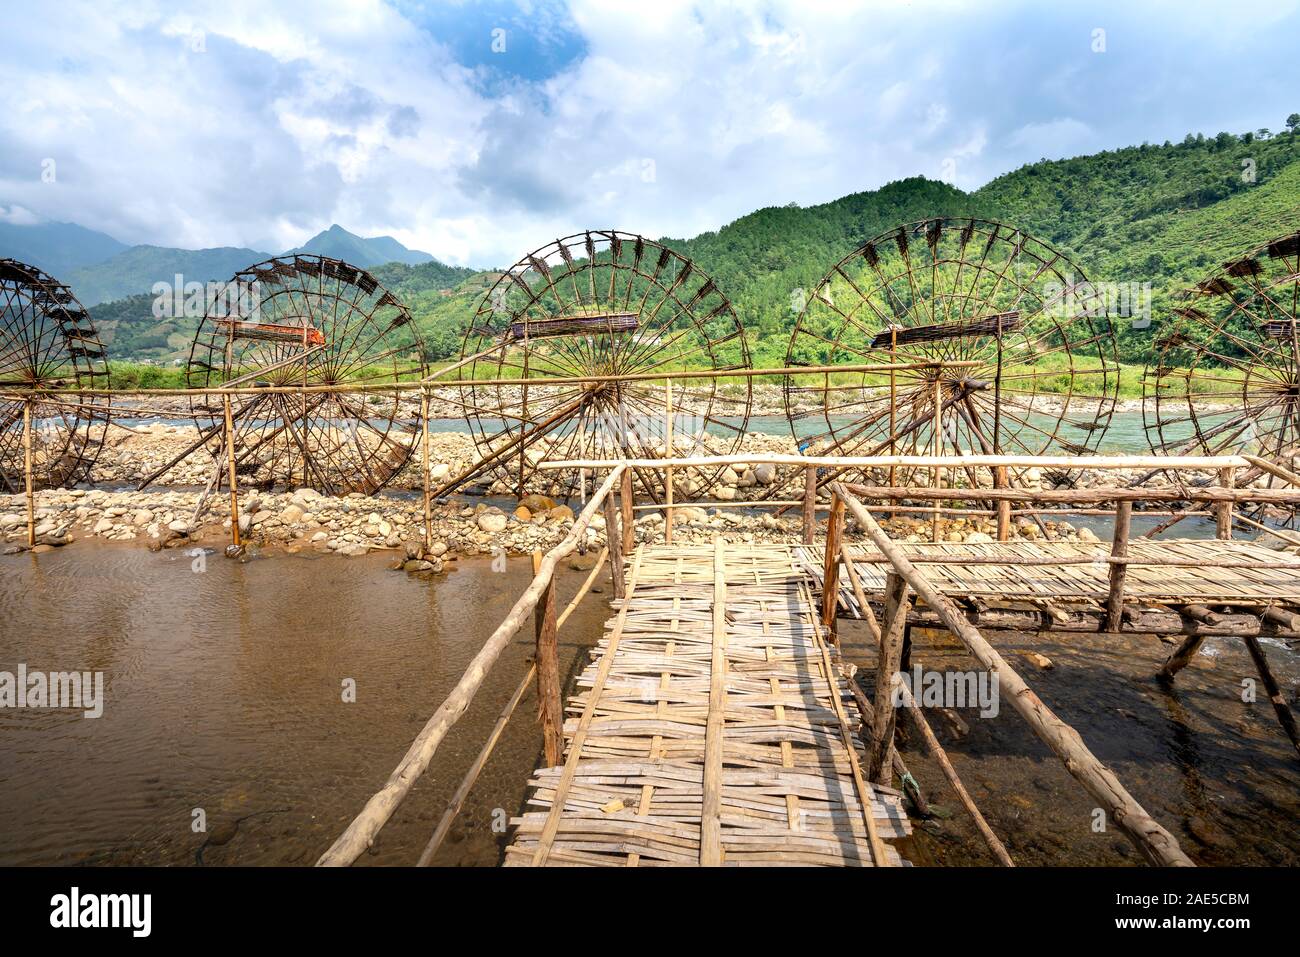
top-left (96, 120), bottom-right (1300, 392)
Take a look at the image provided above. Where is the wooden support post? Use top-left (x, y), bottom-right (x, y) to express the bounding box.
top-left (22, 399), bottom-right (35, 549)
top-left (223, 394), bottom-right (241, 549)
top-left (869, 572), bottom-right (908, 784)
top-left (531, 550), bottom-right (563, 767)
top-left (1102, 500), bottom-right (1132, 633)
top-left (602, 489), bottom-right (625, 599)
top-left (701, 536), bottom-right (727, 865)
top-left (995, 465), bottom-right (1010, 542)
top-left (1242, 634), bottom-right (1300, 757)
top-left (1216, 466), bottom-right (1234, 540)
top-left (832, 483), bottom-right (1194, 867)
top-left (820, 495), bottom-right (845, 642)
top-left (663, 379), bottom-right (674, 545)
top-left (420, 387), bottom-right (433, 553)
top-left (802, 464), bottom-right (817, 545)
top-left (620, 467), bottom-right (634, 555)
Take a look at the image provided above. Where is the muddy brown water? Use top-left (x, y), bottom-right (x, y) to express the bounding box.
top-left (1, 542), bottom-right (1297, 866)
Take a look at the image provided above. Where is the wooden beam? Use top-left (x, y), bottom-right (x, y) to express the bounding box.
top-left (832, 482), bottom-right (1195, 867)
top-left (995, 465), bottom-right (1010, 542)
top-left (222, 394), bottom-right (241, 549)
top-left (1216, 466), bottom-right (1234, 540)
top-left (22, 399), bottom-right (34, 549)
top-left (620, 468), bottom-right (634, 555)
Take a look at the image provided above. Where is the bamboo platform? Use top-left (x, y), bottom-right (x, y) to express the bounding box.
top-left (799, 539), bottom-right (1300, 607)
top-left (505, 541), bottom-right (912, 867)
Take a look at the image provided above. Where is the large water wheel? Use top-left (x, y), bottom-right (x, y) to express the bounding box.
top-left (1144, 229), bottom-right (1300, 522)
top-left (783, 218), bottom-right (1119, 489)
top-left (0, 259), bottom-right (109, 492)
top-left (184, 255), bottom-right (426, 495)
top-left (451, 230), bottom-right (752, 502)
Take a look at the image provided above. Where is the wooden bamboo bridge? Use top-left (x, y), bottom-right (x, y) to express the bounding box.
top-left (311, 452), bottom-right (1300, 869)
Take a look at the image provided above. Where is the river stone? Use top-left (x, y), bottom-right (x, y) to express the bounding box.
top-left (966, 531), bottom-right (993, 543)
top-left (547, 505), bottom-right (574, 522)
top-left (378, 519), bottom-right (393, 537)
top-left (520, 494), bottom-right (558, 512)
top-left (280, 504), bottom-right (305, 524)
top-left (1076, 526), bottom-right (1100, 543)
top-left (430, 463), bottom-right (451, 481)
top-left (713, 485), bottom-right (737, 501)
top-left (477, 511), bottom-right (508, 533)
top-left (514, 506), bottom-right (532, 521)
top-left (753, 463), bottom-right (777, 485)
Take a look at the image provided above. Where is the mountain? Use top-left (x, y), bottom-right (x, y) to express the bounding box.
top-left (66, 244), bottom-right (273, 307)
top-left (0, 220), bottom-right (128, 277)
top-left (286, 224), bottom-right (435, 266)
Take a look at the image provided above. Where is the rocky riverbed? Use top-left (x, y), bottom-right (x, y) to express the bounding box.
top-left (6, 423), bottom-right (1293, 564)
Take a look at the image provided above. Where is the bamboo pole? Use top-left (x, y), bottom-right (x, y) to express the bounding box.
top-left (540, 453), bottom-right (1253, 472)
top-left (1102, 500), bottom-right (1132, 633)
top-left (868, 572), bottom-right (908, 784)
top-left (831, 482), bottom-right (1195, 867)
top-left (1242, 634), bottom-right (1300, 757)
top-left (531, 549), bottom-right (563, 767)
top-left (802, 464), bottom-right (817, 545)
top-left (222, 394), bottom-right (241, 549)
top-left (22, 399), bottom-right (34, 549)
top-left (416, 544), bottom-right (610, 866)
top-left (893, 675), bottom-right (1015, 866)
top-left (317, 465), bottom-right (625, 866)
top-left (421, 387), bottom-right (433, 552)
top-left (932, 377), bottom-right (942, 543)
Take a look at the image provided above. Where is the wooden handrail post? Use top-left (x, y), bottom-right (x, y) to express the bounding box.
top-left (1102, 500), bottom-right (1132, 633)
top-left (994, 465), bottom-right (1010, 541)
top-left (820, 494), bottom-right (846, 642)
top-left (620, 467), bottom-right (634, 555)
top-left (802, 464), bottom-right (817, 545)
top-left (664, 378), bottom-right (674, 545)
top-left (223, 393), bottom-right (241, 549)
top-left (869, 572), bottom-right (909, 784)
top-left (531, 549), bottom-right (563, 767)
top-left (602, 487), bottom-right (625, 599)
top-left (22, 399), bottom-right (35, 549)
top-left (1216, 466), bottom-right (1234, 540)
top-left (421, 386), bottom-right (433, 552)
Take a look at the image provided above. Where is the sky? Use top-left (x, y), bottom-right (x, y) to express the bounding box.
top-left (1, 0), bottom-right (1297, 268)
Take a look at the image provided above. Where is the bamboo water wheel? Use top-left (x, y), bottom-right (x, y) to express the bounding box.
top-left (1144, 228), bottom-right (1300, 522)
top-left (451, 230), bottom-right (752, 502)
top-left (184, 255), bottom-right (426, 495)
top-left (783, 218), bottom-right (1120, 489)
top-left (0, 259), bottom-right (109, 492)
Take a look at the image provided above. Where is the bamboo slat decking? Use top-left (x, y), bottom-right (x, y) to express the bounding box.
top-left (505, 540), bottom-right (912, 867)
top-left (801, 539), bottom-right (1300, 606)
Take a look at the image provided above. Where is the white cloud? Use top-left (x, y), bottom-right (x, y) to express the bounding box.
top-left (0, 0), bottom-right (1297, 271)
